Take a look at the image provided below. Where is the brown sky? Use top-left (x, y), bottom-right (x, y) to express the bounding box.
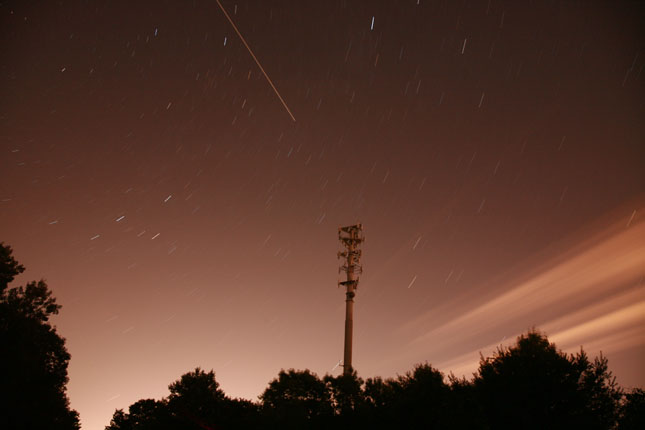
top-left (1, 1), bottom-right (644, 429)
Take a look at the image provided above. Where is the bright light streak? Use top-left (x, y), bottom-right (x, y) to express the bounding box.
top-left (400, 215), bottom-right (645, 378)
top-left (215, 0), bottom-right (296, 122)
top-left (412, 219), bottom-right (645, 343)
top-left (434, 290), bottom-right (645, 378)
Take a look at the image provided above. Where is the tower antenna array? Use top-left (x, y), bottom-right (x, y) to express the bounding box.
top-left (338, 223), bottom-right (364, 375)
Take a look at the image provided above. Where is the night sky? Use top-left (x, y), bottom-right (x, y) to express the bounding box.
top-left (1, 1), bottom-right (644, 429)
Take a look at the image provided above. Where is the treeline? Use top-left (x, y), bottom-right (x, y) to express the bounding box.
top-left (1, 242), bottom-right (643, 430)
top-left (106, 331), bottom-right (644, 430)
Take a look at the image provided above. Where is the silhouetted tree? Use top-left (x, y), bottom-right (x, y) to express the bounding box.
top-left (474, 329), bottom-right (621, 430)
top-left (323, 370), bottom-right (365, 428)
top-left (0, 241), bottom-right (24, 292)
top-left (106, 399), bottom-right (172, 430)
top-left (396, 363), bottom-right (450, 428)
top-left (576, 350), bottom-right (623, 428)
top-left (361, 364), bottom-right (450, 429)
top-left (447, 373), bottom-right (484, 429)
top-left (0, 243), bottom-right (80, 429)
top-left (361, 375), bottom-right (402, 426)
top-left (223, 397), bottom-right (262, 430)
top-left (166, 368), bottom-right (226, 428)
top-left (618, 388), bottom-right (645, 430)
top-left (106, 368), bottom-right (260, 430)
top-left (260, 369), bottom-right (333, 429)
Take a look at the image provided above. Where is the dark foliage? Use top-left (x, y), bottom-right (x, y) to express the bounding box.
top-left (618, 388), bottom-right (645, 430)
top-left (260, 368), bottom-right (333, 429)
top-left (106, 399), bottom-right (173, 430)
top-left (447, 373), bottom-right (484, 429)
top-left (576, 351), bottom-right (623, 428)
top-left (107, 329), bottom-right (638, 430)
top-left (0, 243), bottom-right (79, 429)
top-left (361, 363), bottom-right (450, 429)
top-left (0, 242), bottom-right (25, 293)
top-left (474, 329), bottom-right (622, 430)
top-left (323, 370), bottom-right (364, 429)
top-left (166, 368), bottom-right (227, 428)
top-left (106, 368), bottom-right (260, 430)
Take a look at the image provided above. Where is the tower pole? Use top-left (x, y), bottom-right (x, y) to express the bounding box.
top-left (338, 224), bottom-right (364, 375)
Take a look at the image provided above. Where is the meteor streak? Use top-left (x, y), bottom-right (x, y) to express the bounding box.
top-left (215, 0), bottom-right (296, 122)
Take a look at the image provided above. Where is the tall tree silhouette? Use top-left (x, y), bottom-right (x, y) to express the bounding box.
top-left (166, 368), bottom-right (227, 428)
top-left (474, 329), bottom-right (622, 430)
top-left (0, 243), bottom-right (79, 429)
top-left (362, 363), bottom-right (450, 429)
top-left (260, 369), bottom-right (333, 429)
top-left (323, 370), bottom-right (365, 429)
top-left (399, 363), bottom-right (451, 428)
top-left (166, 367), bottom-right (260, 429)
top-left (577, 350), bottom-right (623, 427)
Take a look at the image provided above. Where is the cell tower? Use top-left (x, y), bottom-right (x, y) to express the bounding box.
top-left (338, 223), bottom-right (364, 375)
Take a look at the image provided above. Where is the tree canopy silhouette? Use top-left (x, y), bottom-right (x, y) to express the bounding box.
top-left (474, 329), bottom-right (622, 430)
top-left (106, 368), bottom-right (260, 430)
top-left (618, 388), bottom-right (645, 430)
top-left (359, 363), bottom-right (452, 429)
top-left (260, 368), bottom-right (333, 429)
top-left (0, 243), bottom-right (80, 429)
top-left (106, 399), bottom-right (172, 430)
top-left (323, 370), bottom-right (365, 427)
top-left (106, 329), bottom-right (644, 430)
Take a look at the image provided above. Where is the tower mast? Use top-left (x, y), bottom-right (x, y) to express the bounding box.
top-left (338, 224), bottom-right (364, 375)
